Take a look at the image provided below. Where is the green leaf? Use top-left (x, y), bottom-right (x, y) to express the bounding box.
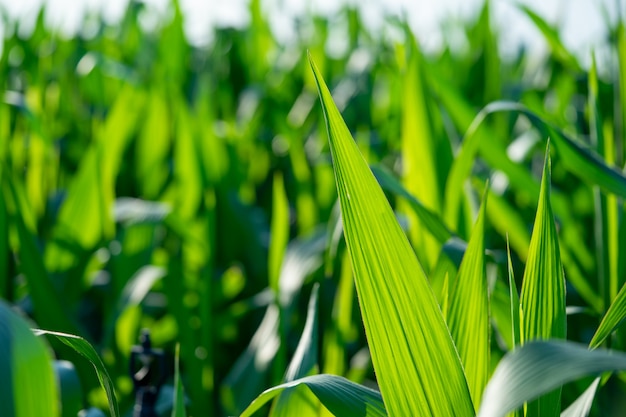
top-left (0, 301), bottom-right (59, 417)
top-left (372, 165), bottom-right (452, 244)
top-left (518, 6), bottom-right (581, 71)
top-left (241, 375), bottom-right (387, 417)
top-left (34, 329), bottom-right (120, 417)
top-left (507, 240), bottom-right (521, 349)
top-left (471, 101), bottom-right (626, 200)
top-left (519, 144), bottom-right (566, 417)
top-left (478, 341), bottom-right (626, 417)
top-left (269, 172), bottom-right (290, 293)
top-left (560, 378), bottom-right (600, 417)
top-left (172, 344), bottom-right (187, 417)
top-left (3, 176), bottom-right (79, 335)
top-left (271, 284), bottom-right (320, 417)
top-left (309, 52), bottom-right (474, 416)
top-left (589, 280), bottom-right (626, 349)
top-left (448, 187), bottom-right (489, 410)
top-left (400, 37), bottom-right (442, 270)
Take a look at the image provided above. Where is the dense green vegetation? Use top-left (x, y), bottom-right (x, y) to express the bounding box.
top-left (3, 0), bottom-right (626, 416)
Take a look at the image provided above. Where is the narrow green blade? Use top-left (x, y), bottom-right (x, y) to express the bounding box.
top-left (35, 329), bottom-right (119, 417)
top-left (241, 375), bottom-right (386, 417)
top-left (507, 240), bottom-right (521, 350)
top-left (478, 341), bottom-right (626, 417)
top-left (271, 284), bottom-right (320, 417)
top-left (518, 6), bottom-right (581, 71)
top-left (519, 144), bottom-right (566, 417)
top-left (448, 188), bottom-right (489, 410)
top-left (400, 37), bottom-right (441, 270)
top-left (172, 344), bottom-right (187, 417)
top-left (309, 53), bottom-right (474, 416)
top-left (589, 281), bottom-right (626, 349)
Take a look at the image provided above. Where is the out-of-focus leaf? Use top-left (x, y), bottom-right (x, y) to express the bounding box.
top-left (400, 36), bottom-right (442, 270)
top-left (271, 284), bottom-right (320, 416)
top-left (269, 172), bottom-right (290, 293)
top-left (507, 241), bottom-right (521, 349)
top-left (560, 378), bottom-right (600, 417)
top-left (3, 177), bottom-right (78, 335)
top-left (472, 101), bottom-right (626, 200)
top-left (518, 6), bottom-right (581, 71)
top-left (309, 52), bottom-right (474, 416)
top-left (172, 344), bottom-right (187, 417)
top-left (241, 375), bottom-right (386, 417)
top-left (372, 165), bottom-right (452, 243)
top-left (221, 305), bottom-right (280, 415)
top-left (54, 360), bottom-right (83, 417)
top-left (519, 145), bottom-right (566, 417)
top-left (448, 188), bottom-right (489, 409)
top-left (0, 301), bottom-right (59, 417)
top-left (35, 329), bottom-right (119, 417)
top-left (478, 341), bottom-right (626, 417)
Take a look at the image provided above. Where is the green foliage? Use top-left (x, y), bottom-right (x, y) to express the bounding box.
top-left (2, 1), bottom-right (626, 416)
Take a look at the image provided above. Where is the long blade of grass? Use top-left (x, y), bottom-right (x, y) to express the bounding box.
top-left (172, 344), bottom-right (187, 417)
top-left (478, 341), bottom-right (626, 417)
top-left (241, 375), bottom-right (387, 417)
top-left (518, 5), bottom-right (581, 71)
top-left (400, 36), bottom-right (442, 270)
top-left (3, 177), bottom-right (79, 335)
top-left (34, 329), bottom-right (119, 417)
top-left (448, 187), bottom-right (489, 410)
top-left (309, 52), bottom-right (474, 416)
top-left (372, 165), bottom-right (452, 243)
top-left (471, 101), bottom-right (626, 199)
top-left (507, 240), bottom-right (521, 349)
top-left (519, 144), bottom-right (567, 417)
top-left (271, 284), bottom-right (320, 416)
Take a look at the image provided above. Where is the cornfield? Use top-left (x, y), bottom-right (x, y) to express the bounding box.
top-left (2, 1), bottom-right (626, 416)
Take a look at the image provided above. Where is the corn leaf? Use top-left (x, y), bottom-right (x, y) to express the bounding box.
top-left (400, 36), bottom-right (441, 270)
top-left (471, 101), bottom-right (626, 200)
top-left (309, 52), bottom-right (475, 416)
top-left (35, 329), bottom-right (119, 417)
top-left (518, 6), bottom-right (581, 71)
top-left (589, 281), bottom-right (626, 349)
top-left (478, 341), bottom-right (626, 417)
top-left (241, 375), bottom-right (386, 417)
top-left (519, 144), bottom-right (567, 417)
top-left (172, 344), bottom-right (187, 417)
top-left (507, 241), bottom-right (521, 349)
top-left (448, 187), bottom-right (489, 410)
top-left (0, 301), bottom-right (59, 417)
top-left (271, 284), bottom-right (320, 417)
top-left (372, 165), bottom-right (452, 243)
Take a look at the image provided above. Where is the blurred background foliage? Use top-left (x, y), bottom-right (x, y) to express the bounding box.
top-left (1, 0), bottom-right (626, 415)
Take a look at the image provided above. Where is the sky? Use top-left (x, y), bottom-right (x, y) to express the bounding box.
top-left (0, 0), bottom-right (622, 66)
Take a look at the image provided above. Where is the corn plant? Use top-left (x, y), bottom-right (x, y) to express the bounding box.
top-left (3, 0), bottom-right (626, 416)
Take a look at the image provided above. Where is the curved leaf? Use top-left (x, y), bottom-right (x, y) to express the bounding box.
top-left (241, 375), bottom-right (386, 417)
top-left (478, 341), bottom-right (626, 417)
top-left (0, 301), bottom-right (59, 417)
top-left (309, 52), bottom-right (474, 416)
top-left (34, 329), bottom-right (119, 417)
